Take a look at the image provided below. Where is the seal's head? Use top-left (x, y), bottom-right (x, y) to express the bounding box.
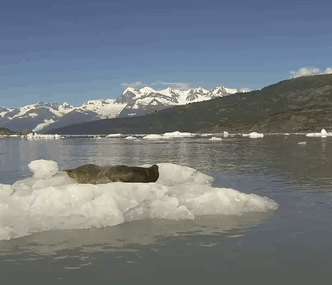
top-left (149, 164), bottom-right (159, 182)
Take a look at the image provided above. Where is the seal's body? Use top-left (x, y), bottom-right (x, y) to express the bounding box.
top-left (64, 164), bottom-right (159, 184)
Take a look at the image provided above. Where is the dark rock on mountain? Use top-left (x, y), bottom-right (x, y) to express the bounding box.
top-left (115, 89), bottom-right (137, 104)
top-left (117, 93), bottom-right (173, 118)
top-left (40, 110), bottom-right (100, 133)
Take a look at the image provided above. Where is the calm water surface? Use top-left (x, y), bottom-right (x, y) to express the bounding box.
top-left (0, 135), bottom-right (331, 284)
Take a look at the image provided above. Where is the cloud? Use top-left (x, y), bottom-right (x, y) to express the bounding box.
top-left (289, 67), bottom-right (332, 78)
top-left (239, 87), bottom-right (251, 92)
top-left (121, 80), bottom-right (191, 90)
top-left (289, 67), bottom-right (320, 78)
top-left (121, 81), bottom-right (142, 88)
top-left (151, 81), bottom-right (191, 90)
top-left (325, 67), bottom-right (332, 74)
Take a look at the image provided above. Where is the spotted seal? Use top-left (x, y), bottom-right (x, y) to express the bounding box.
top-left (64, 164), bottom-right (159, 184)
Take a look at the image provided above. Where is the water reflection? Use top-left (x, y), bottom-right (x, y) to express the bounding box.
top-left (0, 211), bottom-right (275, 257)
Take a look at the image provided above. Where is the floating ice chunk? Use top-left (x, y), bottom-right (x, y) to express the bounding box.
top-left (106, 133), bottom-right (123, 137)
top-left (306, 133), bottom-right (318, 137)
top-left (28, 159), bottom-right (59, 179)
top-left (298, 141), bottom-right (307, 145)
top-left (163, 131), bottom-right (195, 138)
top-left (306, 128), bottom-right (330, 137)
top-left (249, 132), bottom-right (264, 138)
top-left (25, 133), bottom-right (62, 140)
top-left (198, 133), bottom-right (213, 137)
top-left (143, 134), bottom-right (163, 139)
top-left (0, 160), bottom-right (279, 241)
top-left (209, 136), bottom-right (223, 141)
top-left (223, 131), bottom-right (229, 137)
top-left (125, 136), bottom-right (137, 140)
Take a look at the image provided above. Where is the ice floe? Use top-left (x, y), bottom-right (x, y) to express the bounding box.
top-left (209, 136), bottom-right (223, 141)
top-left (306, 129), bottom-right (331, 137)
top-left (0, 159), bottom-right (279, 240)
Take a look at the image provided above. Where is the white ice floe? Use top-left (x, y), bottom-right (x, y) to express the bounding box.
top-left (223, 131), bottom-right (229, 137)
top-left (25, 133), bottom-right (63, 140)
top-left (0, 160), bottom-right (279, 240)
top-left (125, 136), bottom-right (137, 140)
top-left (106, 133), bottom-right (123, 137)
top-left (248, 132), bottom-right (264, 138)
top-left (209, 136), bottom-right (223, 141)
top-left (163, 131), bottom-right (195, 138)
top-left (143, 131), bottom-right (196, 139)
top-left (298, 141), bottom-right (307, 145)
top-left (198, 133), bottom-right (214, 137)
top-left (306, 129), bottom-right (330, 137)
top-left (143, 134), bottom-right (164, 139)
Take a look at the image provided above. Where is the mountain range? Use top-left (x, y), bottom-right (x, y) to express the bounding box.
top-left (45, 74), bottom-right (332, 135)
top-left (0, 86), bottom-right (246, 133)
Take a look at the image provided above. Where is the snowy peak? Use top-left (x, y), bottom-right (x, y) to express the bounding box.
top-left (140, 86), bottom-right (155, 94)
top-left (119, 85), bottom-right (246, 105)
top-left (78, 99), bottom-right (126, 119)
top-left (117, 85), bottom-right (249, 118)
top-left (0, 99), bottom-right (126, 133)
top-left (116, 88), bottom-right (139, 104)
top-left (0, 84), bottom-right (249, 132)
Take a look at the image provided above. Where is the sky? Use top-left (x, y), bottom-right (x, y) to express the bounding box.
top-left (1, 0), bottom-right (331, 108)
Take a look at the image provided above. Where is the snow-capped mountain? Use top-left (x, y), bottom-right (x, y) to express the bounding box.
top-left (116, 86), bottom-right (247, 117)
top-left (0, 100), bottom-right (126, 133)
top-left (0, 85), bottom-right (249, 133)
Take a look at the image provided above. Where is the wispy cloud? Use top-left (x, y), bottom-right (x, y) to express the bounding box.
top-left (151, 81), bottom-right (191, 90)
top-left (289, 67), bottom-right (332, 78)
top-left (121, 80), bottom-right (191, 90)
top-left (121, 81), bottom-right (142, 88)
top-left (239, 87), bottom-right (251, 92)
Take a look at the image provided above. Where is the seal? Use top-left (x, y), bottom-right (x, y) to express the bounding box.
top-left (64, 164), bottom-right (159, 184)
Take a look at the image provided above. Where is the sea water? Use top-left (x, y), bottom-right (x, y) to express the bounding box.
top-left (0, 134), bottom-right (332, 283)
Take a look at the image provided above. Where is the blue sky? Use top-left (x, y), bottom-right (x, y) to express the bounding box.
top-left (1, 0), bottom-right (331, 108)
